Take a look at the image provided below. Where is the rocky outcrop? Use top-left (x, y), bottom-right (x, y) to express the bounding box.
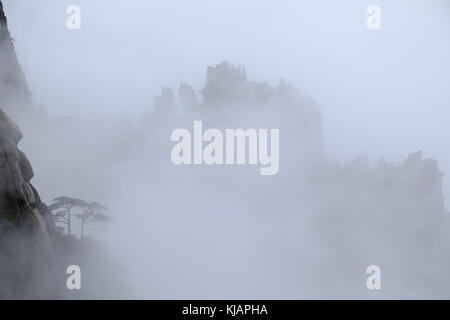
top-left (201, 61), bottom-right (249, 105)
top-left (340, 151), bottom-right (446, 217)
top-left (148, 61), bottom-right (324, 163)
top-left (153, 86), bottom-right (176, 112)
top-left (150, 61), bottom-right (323, 138)
top-left (0, 1), bottom-right (33, 120)
top-left (178, 83), bottom-right (197, 109)
top-left (0, 109), bottom-right (56, 299)
top-left (0, 110), bottom-right (53, 233)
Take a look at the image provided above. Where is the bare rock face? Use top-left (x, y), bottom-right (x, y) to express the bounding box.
top-left (0, 1), bottom-right (33, 120)
top-left (0, 2), bottom-right (52, 244)
top-left (201, 61), bottom-right (249, 105)
top-left (0, 109), bottom-right (57, 299)
top-left (0, 110), bottom-right (52, 230)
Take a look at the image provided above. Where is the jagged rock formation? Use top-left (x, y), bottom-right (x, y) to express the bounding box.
top-left (153, 62), bottom-right (321, 128)
top-left (337, 151), bottom-right (446, 218)
top-left (150, 61), bottom-right (323, 152)
top-left (0, 3), bottom-right (59, 298)
top-left (358, 151), bottom-right (445, 215)
top-left (0, 5), bottom-right (127, 299)
top-left (313, 150), bottom-right (450, 298)
top-left (0, 1), bottom-right (32, 120)
top-left (178, 83), bottom-right (197, 109)
top-left (0, 110), bottom-right (54, 236)
top-left (0, 2), bottom-right (56, 298)
top-left (0, 109), bottom-right (58, 298)
top-left (201, 61), bottom-right (249, 105)
top-left (153, 86), bottom-right (176, 112)
top-left (0, 4), bottom-right (53, 238)
top-left (0, 109), bottom-right (127, 299)
top-left (148, 61), bottom-right (325, 173)
top-left (145, 60), bottom-right (450, 298)
top-left (149, 60), bottom-right (447, 216)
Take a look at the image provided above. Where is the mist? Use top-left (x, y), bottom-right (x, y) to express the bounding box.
top-left (1, 0), bottom-right (450, 299)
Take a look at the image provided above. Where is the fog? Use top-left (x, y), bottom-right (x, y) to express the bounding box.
top-left (2, 0), bottom-right (450, 298)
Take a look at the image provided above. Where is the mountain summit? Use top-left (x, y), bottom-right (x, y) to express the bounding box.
top-left (0, 1), bottom-right (33, 120)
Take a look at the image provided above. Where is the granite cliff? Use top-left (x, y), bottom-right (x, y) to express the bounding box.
top-left (0, 1), bottom-right (32, 120)
top-left (0, 108), bottom-right (59, 298)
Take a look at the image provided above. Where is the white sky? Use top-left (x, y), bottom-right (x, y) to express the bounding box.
top-left (4, 0), bottom-right (450, 202)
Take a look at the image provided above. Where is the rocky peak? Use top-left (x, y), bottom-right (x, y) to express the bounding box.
top-left (178, 83), bottom-right (197, 109)
top-left (0, 1), bottom-right (33, 120)
top-left (0, 108), bottom-right (53, 237)
top-left (201, 61), bottom-right (250, 105)
top-left (0, 109), bottom-right (56, 298)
